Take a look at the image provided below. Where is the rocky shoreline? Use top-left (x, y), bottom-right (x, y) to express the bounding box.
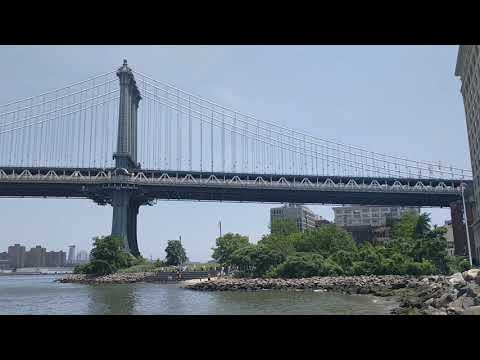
top-left (185, 270), bottom-right (480, 315)
top-left (56, 270), bottom-right (480, 315)
top-left (55, 272), bottom-right (156, 284)
top-left (55, 272), bottom-right (215, 285)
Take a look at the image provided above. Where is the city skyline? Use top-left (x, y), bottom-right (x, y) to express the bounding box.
top-left (0, 45), bottom-right (469, 261)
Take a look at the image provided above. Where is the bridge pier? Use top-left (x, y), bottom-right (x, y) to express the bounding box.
top-left (111, 190), bottom-right (140, 257)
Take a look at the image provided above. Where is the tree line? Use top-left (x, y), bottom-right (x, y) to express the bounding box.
top-left (210, 213), bottom-right (471, 278)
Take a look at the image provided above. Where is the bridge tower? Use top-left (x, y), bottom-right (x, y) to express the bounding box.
top-left (111, 60), bottom-right (142, 256)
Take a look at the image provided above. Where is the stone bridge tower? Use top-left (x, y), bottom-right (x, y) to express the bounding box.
top-left (111, 60), bottom-right (142, 256)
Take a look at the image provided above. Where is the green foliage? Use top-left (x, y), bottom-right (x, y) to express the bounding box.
top-left (154, 259), bottom-right (167, 268)
top-left (217, 211), bottom-right (463, 278)
top-left (270, 218), bottom-right (300, 236)
top-left (90, 236), bottom-right (134, 270)
top-left (269, 252), bottom-right (326, 278)
top-left (446, 256), bottom-right (471, 273)
top-left (230, 244), bottom-right (257, 272)
top-left (117, 264), bottom-right (156, 273)
top-left (73, 263), bottom-right (90, 274)
top-left (211, 233), bottom-right (250, 266)
top-left (294, 224), bottom-right (357, 256)
top-left (75, 235), bottom-right (135, 275)
top-left (165, 240), bottom-right (187, 266)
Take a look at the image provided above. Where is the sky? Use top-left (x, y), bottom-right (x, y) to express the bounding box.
top-left (0, 45), bottom-right (470, 262)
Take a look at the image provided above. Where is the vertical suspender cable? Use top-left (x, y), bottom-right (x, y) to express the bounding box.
top-left (188, 96), bottom-right (192, 171)
top-left (222, 110), bottom-right (225, 173)
top-left (200, 104), bottom-right (203, 172)
top-left (211, 107), bottom-right (214, 173)
top-left (178, 90), bottom-right (182, 171)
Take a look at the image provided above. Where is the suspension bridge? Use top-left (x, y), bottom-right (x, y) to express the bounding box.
top-left (0, 60), bottom-right (472, 255)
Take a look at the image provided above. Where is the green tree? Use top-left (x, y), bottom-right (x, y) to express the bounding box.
top-left (89, 235), bottom-right (133, 270)
top-left (257, 232), bottom-right (300, 257)
top-left (269, 252), bottom-right (326, 278)
top-left (74, 235), bottom-right (134, 275)
top-left (165, 240), bottom-right (187, 266)
top-left (270, 218), bottom-right (299, 236)
top-left (415, 213), bottom-right (432, 237)
top-left (250, 244), bottom-right (288, 277)
top-left (391, 212), bottom-right (419, 239)
top-left (154, 259), bottom-right (167, 268)
top-left (230, 244), bottom-right (257, 272)
top-left (294, 224), bottom-right (357, 256)
top-left (211, 233), bottom-right (250, 266)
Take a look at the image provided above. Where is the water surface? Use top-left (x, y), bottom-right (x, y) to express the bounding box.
top-left (0, 275), bottom-right (397, 315)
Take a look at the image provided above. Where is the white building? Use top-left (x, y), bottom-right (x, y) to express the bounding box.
top-left (270, 204), bottom-right (318, 232)
top-left (332, 206), bottom-right (421, 227)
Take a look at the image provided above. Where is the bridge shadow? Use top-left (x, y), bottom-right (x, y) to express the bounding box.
top-left (86, 284), bottom-right (137, 315)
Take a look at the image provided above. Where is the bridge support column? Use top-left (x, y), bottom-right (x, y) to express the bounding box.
top-left (111, 191), bottom-right (140, 257)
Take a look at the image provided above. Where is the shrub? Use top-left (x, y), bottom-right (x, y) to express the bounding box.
top-left (446, 256), bottom-right (471, 274)
top-left (269, 253), bottom-right (325, 278)
top-left (117, 264), bottom-right (156, 273)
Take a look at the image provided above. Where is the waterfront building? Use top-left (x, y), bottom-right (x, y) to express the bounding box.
top-left (25, 246), bottom-right (47, 267)
top-left (455, 45), bottom-right (480, 265)
top-left (0, 252), bottom-right (8, 261)
top-left (333, 206), bottom-right (420, 227)
top-left (46, 251), bottom-right (67, 267)
top-left (444, 220), bottom-right (455, 257)
top-left (270, 203), bottom-right (318, 232)
top-left (0, 259), bottom-right (10, 270)
top-left (76, 250), bottom-right (89, 264)
top-left (333, 206), bottom-right (420, 244)
top-left (67, 245), bottom-right (76, 265)
top-left (7, 244), bottom-right (26, 268)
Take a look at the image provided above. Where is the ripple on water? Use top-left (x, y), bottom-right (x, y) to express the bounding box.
top-left (0, 275), bottom-right (397, 315)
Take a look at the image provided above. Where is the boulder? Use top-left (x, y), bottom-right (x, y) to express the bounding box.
top-left (447, 273), bottom-right (467, 288)
top-left (465, 283), bottom-right (480, 298)
top-left (425, 306), bottom-right (447, 315)
top-left (463, 305), bottom-right (480, 315)
top-left (448, 294), bottom-right (475, 310)
top-left (446, 307), bottom-right (464, 315)
top-left (462, 269), bottom-right (480, 282)
top-left (433, 293), bottom-right (454, 308)
top-left (424, 298), bottom-right (435, 307)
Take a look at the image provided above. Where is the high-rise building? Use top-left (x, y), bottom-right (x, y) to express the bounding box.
top-left (455, 45), bottom-right (480, 264)
top-left (67, 245), bottom-right (76, 265)
top-left (46, 251), bottom-right (67, 267)
top-left (332, 206), bottom-right (420, 244)
top-left (270, 204), bottom-right (318, 232)
top-left (25, 246), bottom-right (47, 267)
top-left (444, 220), bottom-right (455, 257)
top-left (7, 244), bottom-right (26, 268)
top-left (76, 250), bottom-right (89, 264)
top-left (332, 206), bottom-right (420, 227)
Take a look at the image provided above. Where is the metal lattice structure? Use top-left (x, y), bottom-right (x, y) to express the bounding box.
top-left (0, 60), bottom-right (473, 255)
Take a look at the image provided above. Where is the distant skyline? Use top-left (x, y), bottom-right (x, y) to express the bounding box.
top-left (1, 242), bottom-right (88, 254)
top-left (0, 45), bottom-right (469, 262)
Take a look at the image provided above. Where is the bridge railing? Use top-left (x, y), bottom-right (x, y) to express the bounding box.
top-left (0, 168), bottom-right (466, 194)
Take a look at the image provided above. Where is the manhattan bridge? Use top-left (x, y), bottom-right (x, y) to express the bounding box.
top-left (0, 60), bottom-right (473, 256)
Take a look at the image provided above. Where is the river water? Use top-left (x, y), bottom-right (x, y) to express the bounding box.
top-left (0, 275), bottom-right (397, 315)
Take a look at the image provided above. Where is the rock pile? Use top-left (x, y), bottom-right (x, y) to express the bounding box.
top-left (55, 272), bottom-right (156, 285)
top-left (184, 270), bottom-right (480, 315)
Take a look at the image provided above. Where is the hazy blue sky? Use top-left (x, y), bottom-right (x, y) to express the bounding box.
top-left (0, 45), bottom-right (470, 261)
